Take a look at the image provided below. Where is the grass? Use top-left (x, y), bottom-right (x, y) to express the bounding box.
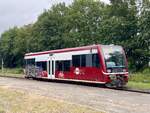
top-left (127, 68), bottom-right (150, 90)
top-left (129, 72), bottom-right (150, 83)
top-left (0, 86), bottom-right (103, 113)
top-left (0, 68), bottom-right (24, 77)
top-left (127, 81), bottom-right (150, 90)
top-left (0, 68), bottom-right (23, 74)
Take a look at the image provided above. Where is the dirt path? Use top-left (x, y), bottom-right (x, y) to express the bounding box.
top-left (0, 77), bottom-right (150, 113)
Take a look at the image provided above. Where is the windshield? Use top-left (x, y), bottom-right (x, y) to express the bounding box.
top-left (101, 45), bottom-right (126, 68)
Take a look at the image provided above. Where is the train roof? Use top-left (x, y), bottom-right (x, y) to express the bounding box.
top-left (25, 44), bottom-right (100, 57)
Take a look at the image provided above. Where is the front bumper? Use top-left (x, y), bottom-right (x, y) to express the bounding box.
top-left (102, 71), bottom-right (129, 87)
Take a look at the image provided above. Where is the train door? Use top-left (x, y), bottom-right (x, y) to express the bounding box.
top-left (47, 55), bottom-right (55, 79)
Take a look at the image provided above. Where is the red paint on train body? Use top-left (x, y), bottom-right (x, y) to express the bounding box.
top-left (24, 44), bottom-right (129, 87)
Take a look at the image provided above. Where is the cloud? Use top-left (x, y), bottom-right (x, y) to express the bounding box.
top-left (0, 0), bottom-right (73, 35)
top-left (0, 0), bottom-right (109, 35)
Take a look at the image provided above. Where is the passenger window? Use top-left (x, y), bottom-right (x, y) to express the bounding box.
top-left (72, 55), bottom-right (80, 67)
top-left (26, 59), bottom-right (35, 65)
top-left (64, 61), bottom-right (71, 71)
top-left (56, 61), bottom-right (63, 71)
top-left (85, 54), bottom-right (92, 67)
top-left (56, 60), bottom-right (71, 72)
top-left (81, 55), bottom-right (86, 67)
top-left (92, 54), bottom-right (100, 68)
top-left (36, 62), bottom-right (47, 71)
top-left (72, 55), bottom-right (86, 67)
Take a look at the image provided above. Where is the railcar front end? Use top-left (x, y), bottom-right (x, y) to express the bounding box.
top-left (100, 45), bottom-right (128, 87)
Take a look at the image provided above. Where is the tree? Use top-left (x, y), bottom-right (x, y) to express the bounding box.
top-left (33, 3), bottom-right (69, 50)
top-left (66, 0), bottom-right (106, 46)
top-left (135, 0), bottom-right (150, 69)
top-left (0, 0), bottom-right (149, 71)
top-left (0, 27), bottom-right (18, 67)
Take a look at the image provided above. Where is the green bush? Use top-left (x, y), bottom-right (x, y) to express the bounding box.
top-left (129, 68), bottom-right (150, 83)
top-left (142, 68), bottom-right (150, 74)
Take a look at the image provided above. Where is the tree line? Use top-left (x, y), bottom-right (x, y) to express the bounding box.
top-left (0, 0), bottom-right (149, 71)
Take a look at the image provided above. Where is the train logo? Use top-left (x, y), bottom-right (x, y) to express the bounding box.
top-left (74, 68), bottom-right (80, 75)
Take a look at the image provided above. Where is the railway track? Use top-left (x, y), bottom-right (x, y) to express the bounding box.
top-left (0, 75), bottom-right (150, 94)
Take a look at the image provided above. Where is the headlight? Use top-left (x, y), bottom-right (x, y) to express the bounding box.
top-left (107, 69), bottom-right (111, 73)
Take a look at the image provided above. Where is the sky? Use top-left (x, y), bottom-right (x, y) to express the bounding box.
top-left (0, 0), bottom-right (110, 35)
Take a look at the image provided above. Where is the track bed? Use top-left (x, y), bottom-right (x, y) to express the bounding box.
top-left (0, 77), bottom-right (150, 113)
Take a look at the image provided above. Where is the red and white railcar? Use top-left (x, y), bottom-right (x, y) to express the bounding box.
top-left (24, 44), bottom-right (129, 87)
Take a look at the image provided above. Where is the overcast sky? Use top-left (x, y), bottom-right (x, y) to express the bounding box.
top-left (0, 0), bottom-right (109, 35)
